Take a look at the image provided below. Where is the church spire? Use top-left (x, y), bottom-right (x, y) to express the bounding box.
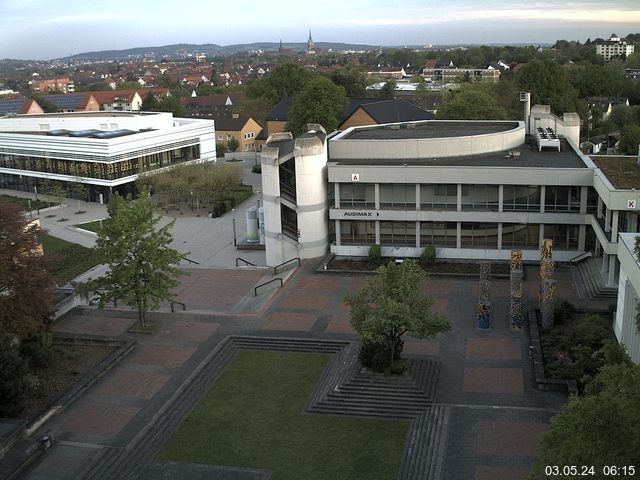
top-left (307, 29), bottom-right (315, 54)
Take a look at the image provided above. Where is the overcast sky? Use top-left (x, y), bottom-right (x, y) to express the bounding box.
top-left (1, 0), bottom-right (639, 60)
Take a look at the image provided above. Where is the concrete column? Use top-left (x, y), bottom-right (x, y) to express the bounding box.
top-left (498, 184), bottom-right (504, 213)
top-left (456, 222), bottom-right (461, 249)
top-left (597, 196), bottom-right (603, 219)
top-left (415, 183), bottom-right (420, 211)
top-left (457, 184), bottom-right (462, 212)
top-left (595, 237), bottom-right (600, 256)
top-left (578, 224), bottom-right (586, 251)
top-left (497, 223), bottom-right (503, 250)
top-left (608, 254), bottom-right (617, 287)
top-left (601, 252), bottom-right (608, 274)
top-left (375, 220), bottom-right (380, 244)
top-left (629, 212), bottom-right (638, 233)
top-left (374, 183), bottom-right (380, 210)
top-left (335, 219), bottom-right (341, 246)
top-left (611, 210), bottom-right (619, 241)
top-left (539, 224), bottom-right (545, 244)
top-left (334, 183), bottom-right (340, 208)
top-left (579, 186), bottom-right (588, 214)
top-left (605, 207), bottom-right (611, 233)
top-left (539, 185), bottom-right (545, 213)
top-left (416, 221), bottom-right (420, 248)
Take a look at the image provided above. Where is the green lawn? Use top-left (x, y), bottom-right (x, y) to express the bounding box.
top-left (0, 194), bottom-right (55, 211)
top-left (75, 219), bottom-right (108, 233)
top-left (40, 234), bottom-right (102, 285)
top-left (158, 350), bottom-right (410, 480)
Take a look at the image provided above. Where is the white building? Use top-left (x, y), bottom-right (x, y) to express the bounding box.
top-left (0, 111), bottom-right (216, 201)
top-left (596, 34), bottom-right (635, 62)
top-left (615, 233), bottom-right (640, 363)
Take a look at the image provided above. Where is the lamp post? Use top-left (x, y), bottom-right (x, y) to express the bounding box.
top-left (232, 208), bottom-right (237, 246)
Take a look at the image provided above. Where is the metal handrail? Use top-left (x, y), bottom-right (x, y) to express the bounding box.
top-left (170, 301), bottom-right (186, 312)
top-left (236, 257), bottom-right (257, 267)
top-left (181, 256), bottom-right (200, 265)
top-left (569, 251), bottom-right (592, 263)
top-left (273, 257), bottom-right (300, 275)
top-left (254, 278), bottom-right (283, 296)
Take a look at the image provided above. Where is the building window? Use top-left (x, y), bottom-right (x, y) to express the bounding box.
top-left (544, 186), bottom-right (580, 212)
top-left (281, 204), bottom-right (298, 240)
top-left (340, 183), bottom-right (375, 208)
top-left (421, 185), bottom-right (456, 210)
top-left (544, 224), bottom-right (579, 250)
top-left (461, 185), bottom-right (499, 211)
top-left (340, 220), bottom-right (375, 245)
top-left (380, 184), bottom-right (416, 209)
top-left (227, 135), bottom-right (232, 141)
top-left (380, 221), bottom-right (415, 246)
top-left (503, 185), bottom-right (541, 211)
top-left (501, 223), bottom-right (540, 249)
top-left (218, 135), bottom-right (223, 141)
top-left (460, 223), bottom-right (499, 248)
top-left (420, 222), bottom-right (456, 247)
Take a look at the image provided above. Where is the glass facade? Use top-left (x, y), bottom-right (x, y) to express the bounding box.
top-left (460, 223), bottom-right (499, 248)
top-left (503, 185), bottom-right (541, 211)
top-left (420, 184), bottom-right (457, 210)
top-left (545, 186), bottom-right (581, 212)
top-left (380, 184), bottom-right (416, 209)
top-left (461, 185), bottom-right (499, 211)
top-left (340, 220), bottom-right (375, 245)
top-left (501, 223), bottom-right (540, 249)
top-left (0, 144), bottom-right (200, 181)
top-left (544, 224), bottom-right (579, 250)
top-left (380, 221), bottom-right (416, 245)
top-left (420, 222), bottom-right (457, 247)
top-left (340, 183), bottom-right (375, 208)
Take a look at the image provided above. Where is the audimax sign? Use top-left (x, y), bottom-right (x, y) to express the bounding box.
top-left (343, 211), bottom-right (380, 217)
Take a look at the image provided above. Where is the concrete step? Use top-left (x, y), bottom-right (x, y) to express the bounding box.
top-left (576, 258), bottom-right (617, 300)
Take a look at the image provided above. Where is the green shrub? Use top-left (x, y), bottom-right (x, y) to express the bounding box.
top-left (368, 244), bottom-right (382, 269)
top-left (0, 338), bottom-right (28, 417)
top-left (358, 338), bottom-right (404, 373)
top-left (252, 164), bottom-right (262, 174)
top-left (554, 300), bottom-right (575, 324)
top-left (21, 340), bottom-right (53, 369)
top-left (574, 314), bottom-right (609, 348)
top-left (419, 245), bottom-right (436, 268)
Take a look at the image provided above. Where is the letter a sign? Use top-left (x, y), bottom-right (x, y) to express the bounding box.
top-left (351, 173), bottom-right (360, 182)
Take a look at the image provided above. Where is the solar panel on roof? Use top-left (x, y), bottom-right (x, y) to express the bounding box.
top-left (69, 129), bottom-right (101, 137)
top-left (43, 94), bottom-right (84, 109)
top-left (0, 99), bottom-right (26, 115)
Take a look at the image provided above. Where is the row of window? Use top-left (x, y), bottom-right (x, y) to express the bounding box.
top-left (216, 132), bottom-right (256, 141)
top-left (0, 145), bottom-right (200, 181)
top-left (339, 220), bottom-right (580, 250)
top-left (339, 184), bottom-right (589, 213)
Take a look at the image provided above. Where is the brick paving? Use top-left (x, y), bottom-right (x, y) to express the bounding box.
top-left (18, 261), bottom-right (587, 480)
top-left (463, 367), bottom-right (524, 395)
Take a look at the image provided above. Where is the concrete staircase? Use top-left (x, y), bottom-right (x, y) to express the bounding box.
top-left (574, 257), bottom-right (618, 300)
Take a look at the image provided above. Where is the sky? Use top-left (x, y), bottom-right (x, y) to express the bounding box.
top-left (1, 0), bottom-right (639, 60)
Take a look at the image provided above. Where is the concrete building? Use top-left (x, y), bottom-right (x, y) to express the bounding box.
top-left (596, 34), bottom-right (635, 62)
top-left (421, 66), bottom-right (500, 83)
top-left (29, 77), bottom-right (74, 94)
top-left (0, 111), bottom-right (216, 202)
top-left (614, 233), bottom-right (640, 363)
top-left (213, 115), bottom-right (262, 152)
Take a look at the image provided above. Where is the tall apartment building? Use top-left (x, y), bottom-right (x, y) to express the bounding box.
top-left (29, 77), bottom-right (75, 94)
top-left (596, 34), bottom-right (635, 62)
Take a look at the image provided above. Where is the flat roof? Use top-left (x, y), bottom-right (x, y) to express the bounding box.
top-left (342, 121), bottom-right (520, 140)
top-left (591, 155), bottom-right (640, 189)
top-left (331, 138), bottom-right (587, 169)
top-left (6, 111), bottom-right (160, 119)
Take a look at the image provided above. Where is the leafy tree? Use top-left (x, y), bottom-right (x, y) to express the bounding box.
top-left (227, 136), bottom-right (240, 152)
top-left (330, 65), bottom-right (368, 97)
top-left (379, 79), bottom-right (397, 99)
top-left (436, 88), bottom-right (508, 120)
top-left (32, 95), bottom-right (58, 113)
top-left (618, 125), bottom-right (640, 155)
top-left (84, 188), bottom-right (186, 327)
top-left (0, 200), bottom-right (54, 338)
top-left (285, 76), bottom-right (348, 135)
top-left (532, 360), bottom-right (640, 477)
top-left (154, 95), bottom-right (185, 117)
top-left (141, 91), bottom-right (159, 111)
top-left (344, 259), bottom-right (451, 372)
top-left (247, 63), bottom-right (310, 105)
top-left (216, 142), bottom-right (228, 157)
top-left (516, 59), bottom-right (579, 115)
top-left (609, 104), bottom-right (636, 130)
top-left (0, 336), bottom-right (29, 417)
top-left (233, 96), bottom-right (273, 125)
top-left (626, 52), bottom-right (640, 69)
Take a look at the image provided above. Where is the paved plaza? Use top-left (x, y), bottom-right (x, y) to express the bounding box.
top-left (1, 176), bottom-right (611, 479)
top-left (12, 258), bottom-right (588, 480)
